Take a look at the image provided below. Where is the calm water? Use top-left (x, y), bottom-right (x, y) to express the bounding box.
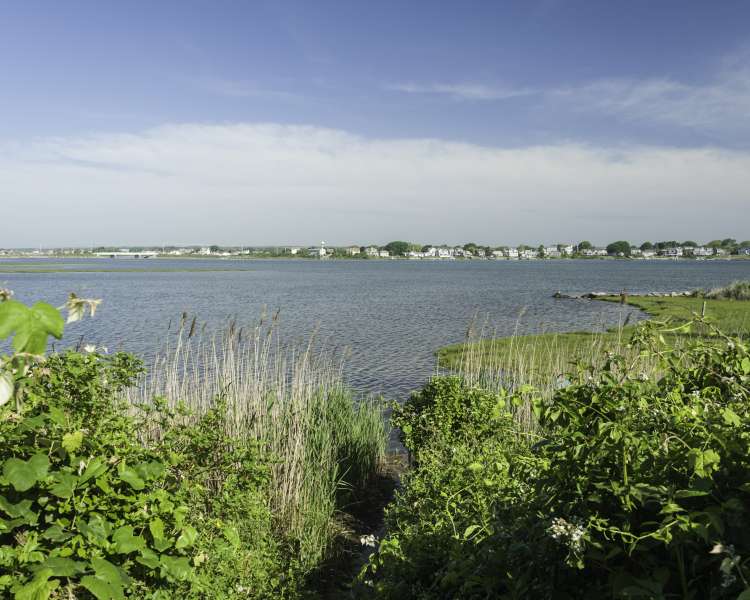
top-left (2, 258), bottom-right (749, 399)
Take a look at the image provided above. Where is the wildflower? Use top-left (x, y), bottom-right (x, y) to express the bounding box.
top-left (360, 534), bottom-right (377, 548)
top-left (547, 517), bottom-right (586, 553)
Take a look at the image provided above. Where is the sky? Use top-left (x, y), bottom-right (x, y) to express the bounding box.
top-left (1, 0), bottom-right (749, 247)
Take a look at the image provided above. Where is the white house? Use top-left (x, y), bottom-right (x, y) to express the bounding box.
top-left (437, 248), bottom-right (453, 258)
top-left (685, 246), bottom-right (712, 257)
top-left (346, 246), bottom-right (361, 255)
top-left (520, 248), bottom-right (539, 259)
top-left (581, 248), bottom-right (607, 257)
top-left (544, 246), bottom-right (561, 258)
top-left (504, 248), bottom-right (519, 259)
top-left (365, 246), bottom-right (379, 257)
top-left (659, 247), bottom-right (683, 257)
top-left (199, 247), bottom-right (211, 255)
top-left (491, 250), bottom-right (505, 258)
top-left (739, 247), bottom-right (750, 255)
top-left (379, 250), bottom-right (390, 258)
top-left (559, 244), bottom-right (575, 255)
top-left (423, 247), bottom-right (438, 258)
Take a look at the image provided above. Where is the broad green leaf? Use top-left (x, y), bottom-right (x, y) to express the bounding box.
top-left (149, 518), bottom-right (172, 552)
top-left (722, 408), bottom-right (741, 427)
top-left (50, 472), bottom-right (78, 499)
top-left (62, 431), bottom-right (83, 454)
top-left (32, 557), bottom-right (86, 577)
top-left (737, 589), bottom-right (750, 600)
top-left (175, 525), bottom-right (198, 550)
top-left (3, 454), bottom-right (50, 492)
top-left (742, 357), bottom-right (750, 374)
top-left (674, 489), bottom-right (710, 498)
top-left (0, 300), bottom-right (28, 339)
top-left (159, 555), bottom-right (192, 581)
top-left (137, 548), bottom-right (161, 570)
top-left (463, 524), bottom-right (481, 539)
top-left (11, 568), bottom-right (59, 600)
top-left (0, 496), bottom-right (36, 521)
top-left (117, 462), bottom-right (144, 490)
top-left (79, 457), bottom-right (107, 484)
top-left (30, 302), bottom-right (64, 339)
top-left (80, 576), bottom-right (124, 600)
top-left (112, 525), bottom-right (146, 553)
top-left (91, 558), bottom-right (128, 586)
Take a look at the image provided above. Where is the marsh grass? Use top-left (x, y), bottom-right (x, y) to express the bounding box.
top-left (703, 280), bottom-right (750, 301)
top-left (124, 312), bottom-right (387, 572)
top-left (439, 308), bottom-right (676, 432)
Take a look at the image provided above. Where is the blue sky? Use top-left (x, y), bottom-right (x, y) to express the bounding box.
top-left (1, 1), bottom-right (749, 246)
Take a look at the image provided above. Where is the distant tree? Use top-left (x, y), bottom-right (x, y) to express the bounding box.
top-left (209, 245), bottom-right (221, 253)
top-left (707, 240), bottom-right (724, 248)
top-left (739, 241), bottom-right (750, 248)
top-left (384, 241), bottom-right (410, 256)
top-left (722, 238), bottom-right (737, 247)
top-left (463, 243), bottom-right (478, 254)
top-left (577, 241), bottom-right (593, 251)
top-left (606, 241), bottom-right (631, 256)
top-left (681, 241), bottom-right (698, 247)
top-left (640, 241), bottom-right (654, 250)
top-left (538, 244), bottom-right (545, 257)
top-left (421, 245), bottom-right (432, 253)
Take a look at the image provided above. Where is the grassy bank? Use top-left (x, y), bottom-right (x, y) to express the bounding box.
top-left (437, 285), bottom-right (750, 397)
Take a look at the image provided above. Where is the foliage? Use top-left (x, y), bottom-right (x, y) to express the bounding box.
top-left (0, 296), bottom-right (297, 598)
top-left (704, 280), bottom-right (750, 301)
top-left (578, 240), bottom-right (593, 250)
top-left (383, 241), bottom-right (410, 256)
top-left (361, 320), bottom-right (750, 599)
top-left (606, 240), bottom-right (632, 256)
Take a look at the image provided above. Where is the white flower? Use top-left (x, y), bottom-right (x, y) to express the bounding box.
top-left (0, 371), bottom-right (13, 407)
top-left (360, 534), bottom-right (377, 548)
top-left (83, 344), bottom-right (97, 353)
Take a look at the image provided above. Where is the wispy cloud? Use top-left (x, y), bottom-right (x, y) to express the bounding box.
top-left (388, 48), bottom-right (750, 136)
top-left (188, 77), bottom-right (302, 102)
top-left (1, 122), bottom-right (748, 246)
top-left (386, 82), bottom-right (535, 101)
top-left (553, 68), bottom-right (750, 132)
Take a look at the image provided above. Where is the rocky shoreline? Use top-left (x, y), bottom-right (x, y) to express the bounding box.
top-left (553, 290), bottom-right (695, 299)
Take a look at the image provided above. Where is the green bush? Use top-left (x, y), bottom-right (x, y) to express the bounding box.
top-left (361, 323), bottom-right (750, 599)
top-left (0, 297), bottom-right (294, 598)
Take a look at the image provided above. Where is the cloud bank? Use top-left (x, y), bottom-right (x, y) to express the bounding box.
top-left (1, 122), bottom-right (748, 247)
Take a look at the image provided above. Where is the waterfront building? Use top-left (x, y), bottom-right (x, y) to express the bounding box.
top-left (659, 247), bottom-right (684, 257)
top-left (365, 246), bottom-right (379, 257)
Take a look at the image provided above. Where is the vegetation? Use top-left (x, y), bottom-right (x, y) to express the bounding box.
top-left (359, 319), bottom-right (750, 598)
top-left (704, 280), bottom-right (750, 301)
top-left (439, 291), bottom-right (750, 392)
top-left (606, 240), bottom-right (631, 256)
top-left (0, 294), bottom-right (387, 598)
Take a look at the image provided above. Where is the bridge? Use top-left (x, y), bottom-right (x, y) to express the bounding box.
top-left (94, 251), bottom-right (158, 259)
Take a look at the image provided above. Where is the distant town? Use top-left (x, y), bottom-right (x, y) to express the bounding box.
top-left (1, 239), bottom-right (749, 260)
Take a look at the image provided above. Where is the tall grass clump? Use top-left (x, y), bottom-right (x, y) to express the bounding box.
top-left (704, 279), bottom-right (750, 300)
top-left (125, 313), bottom-right (387, 572)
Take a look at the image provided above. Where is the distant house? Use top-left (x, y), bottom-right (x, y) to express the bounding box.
top-left (491, 250), bottom-right (505, 258)
top-left (544, 246), bottom-right (561, 258)
top-left (581, 248), bottom-right (608, 257)
top-left (199, 247), bottom-right (211, 255)
top-left (346, 246), bottom-right (361, 255)
top-left (365, 246), bottom-right (379, 257)
top-left (739, 247), bottom-right (750, 255)
top-left (437, 248), bottom-right (453, 258)
top-left (659, 247), bottom-right (683, 257)
top-left (714, 248), bottom-right (728, 256)
top-left (504, 248), bottom-right (519, 259)
top-left (423, 247), bottom-right (438, 258)
top-left (685, 246), bottom-right (712, 257)
top-left (379, 250), bottom-right (390, 258)
top-left (630, 247), bottom-right (642, 256)
top-left (289, 247), bottom-right (300, 255)
top-left (520, 248), bottom-right (538, 259)
top-left (559, 244), bottom-right (575, 255)
top-left (641, 250), bottom-right (656, 258)
top-left (474, 248), bottom-right (486, 257)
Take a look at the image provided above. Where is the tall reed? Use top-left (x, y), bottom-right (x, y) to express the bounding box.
top-left (125, 312), bottom-right (387, 571)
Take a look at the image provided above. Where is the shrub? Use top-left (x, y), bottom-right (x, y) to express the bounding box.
top-left (0, 297), bottom-right (294, 598)
top-left (361, 321), bottom-right (750, 598)
top-left (704, 280), bottom-right (750, 300)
